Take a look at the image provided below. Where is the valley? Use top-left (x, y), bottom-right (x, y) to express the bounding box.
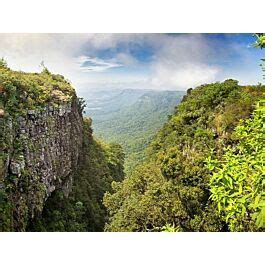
top-left (84, 89), bottom-right (185, 172)
top-left (0, 33), bottom-right (264, 232)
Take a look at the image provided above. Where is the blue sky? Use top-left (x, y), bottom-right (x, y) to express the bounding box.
top-left (0, 33), bottom-right (263, 97)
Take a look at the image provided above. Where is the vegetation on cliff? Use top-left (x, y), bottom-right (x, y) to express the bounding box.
top-left (0, 60), bottom-right (75, 117)
top-left (207, 101), bottom-right (264, 231)
top-left (103, 80), bottom-right (265, 231)
top-left (0, 62), bottom-right (81, 231)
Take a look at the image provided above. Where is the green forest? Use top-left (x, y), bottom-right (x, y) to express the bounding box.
top-left (0, 34), bottom-right (264, 232)
top-left (103, 79), bottom-right (264, 231)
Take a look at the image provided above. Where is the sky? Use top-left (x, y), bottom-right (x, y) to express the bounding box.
top-left (0, 33), bottom-right (264, 98)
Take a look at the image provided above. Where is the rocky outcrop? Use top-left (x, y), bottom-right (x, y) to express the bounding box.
top-left (1, 99), bottom-right (83, 231)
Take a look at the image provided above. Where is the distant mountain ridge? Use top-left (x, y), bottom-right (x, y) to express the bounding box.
top-left (85, 89), bottom-right (152, 119)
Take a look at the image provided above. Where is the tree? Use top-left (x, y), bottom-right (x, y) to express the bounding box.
top-left (253, 33), bottom-right (265, 49)
top-left (0, 58), bottom-right (8, 68)
top-left (253, 33), bottom-right (265, 79)
top-left (40, 61), bottom-right (51, 75)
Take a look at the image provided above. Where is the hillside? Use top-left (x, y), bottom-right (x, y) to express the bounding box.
top-left (103, 80), bottom-right (265, 232)
top-left (85, 89), bottom-right (185, 171)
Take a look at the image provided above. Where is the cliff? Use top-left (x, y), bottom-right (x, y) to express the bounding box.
top-left (0, 65), bottom-right (83, 231)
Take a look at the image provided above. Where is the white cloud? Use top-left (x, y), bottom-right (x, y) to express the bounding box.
top-left (116, 53), bottom-right (139, 67)
top-left (76, 56), bottom-right (122, 72)
top-left (83, 34), bottom-right (222, 89)
top-left (144, 34), bottom-right (221, 89)
top-left (0, 33), bottom-right (259, 94)
top-left (0, 33), bottom-right (87, 82)
top-left (150, 62), bottom-right (220, 89)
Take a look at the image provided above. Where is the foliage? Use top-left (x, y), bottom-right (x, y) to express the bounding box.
top-left (204, 33), bottom-right (265, 231)
top-left (161, 224), bottom-right (180, 232)
top-left (104, 80), bottom-right (264, 231)
top-left (207, 101), bottom-right (265, 231)
top-left (0, 58), bottom-right (8, 69)
top-left (253, 33), bottom-right (265, 79)
top-left (104, 163), bottom-right (188, 232)
top-left (253, 33), bottom-right (265, 49)
top-left (0, 64), bottom-right (75, 118)
top-left (0, 189), bottom-right (13, 231)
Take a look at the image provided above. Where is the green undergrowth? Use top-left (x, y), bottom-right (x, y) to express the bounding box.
top-left (0, 59), bottom-right (75, 118)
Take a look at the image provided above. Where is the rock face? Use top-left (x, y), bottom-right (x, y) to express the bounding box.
top-left (2, 99), bottom-right (83, 230)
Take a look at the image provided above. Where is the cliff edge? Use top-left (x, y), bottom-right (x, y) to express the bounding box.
top-left (0, 64), bottom-right (83, 231)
